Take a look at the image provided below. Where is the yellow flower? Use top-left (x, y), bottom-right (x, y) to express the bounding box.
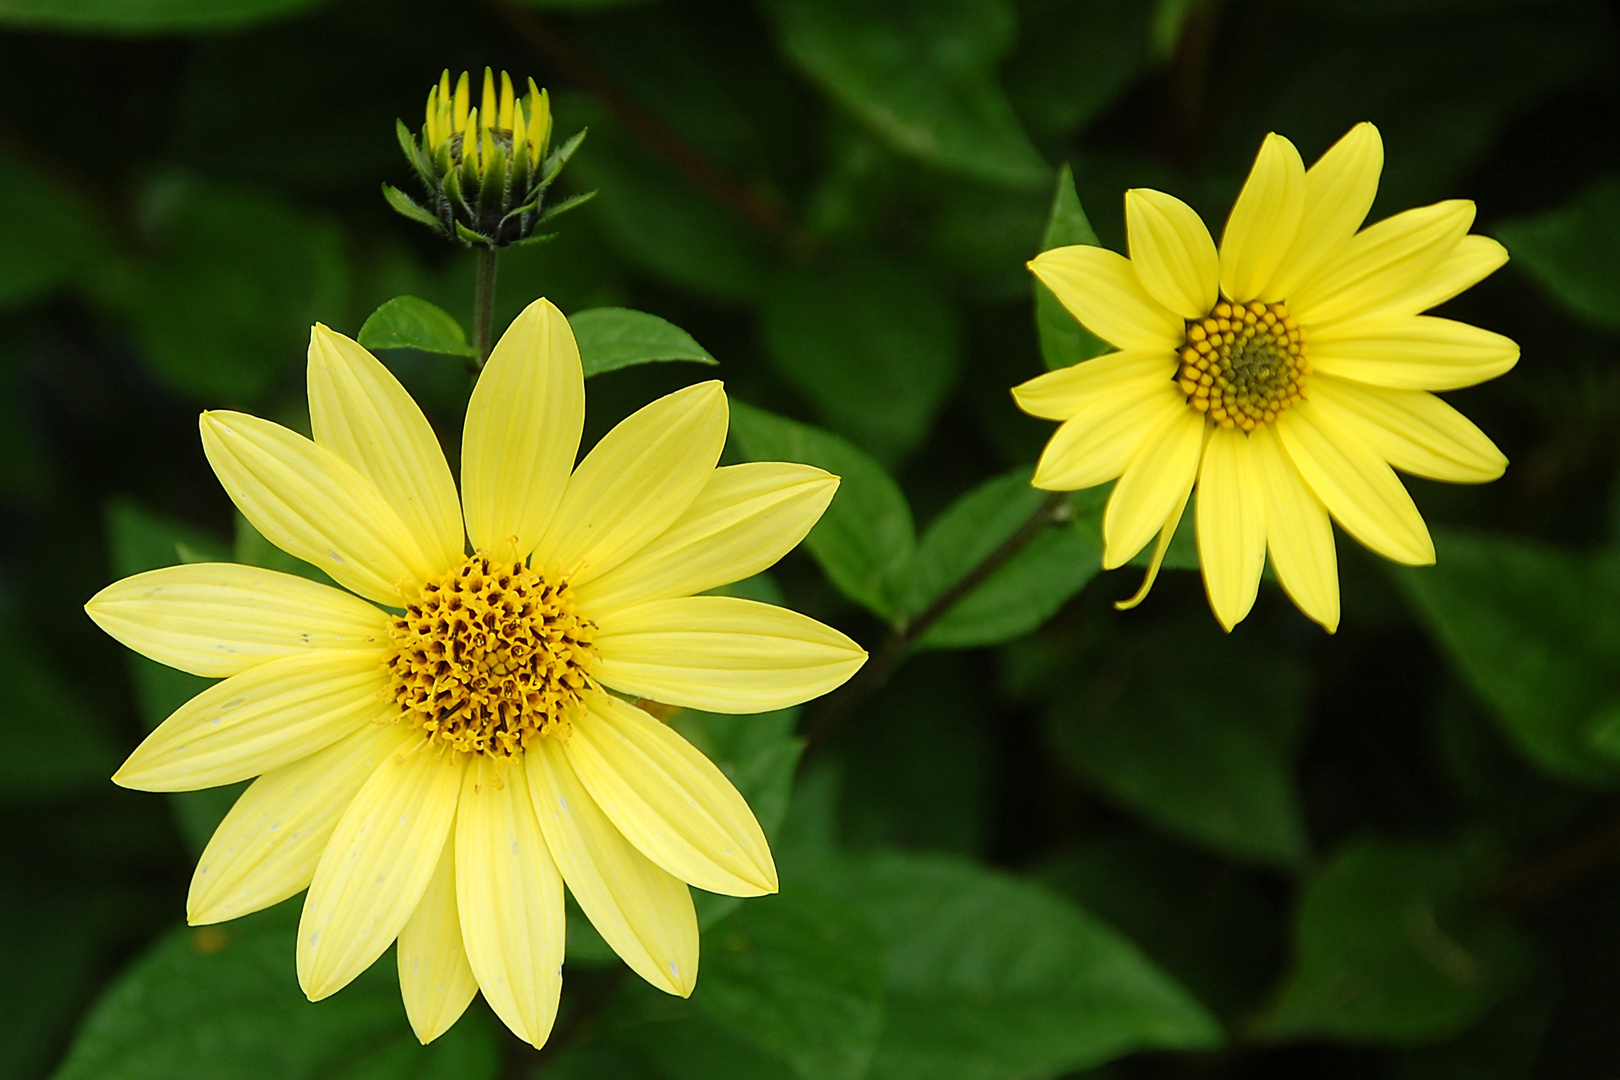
top-left (85, 299), bottom-right (866, 1047)
top-left (1016, 123), bottom-right (1518, 632)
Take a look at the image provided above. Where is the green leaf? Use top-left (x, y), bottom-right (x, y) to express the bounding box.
top-left (1005, 0), bottom-right (1153, 142)
top-left (831, 852), bottom-right (1223, 1079)
top-left (0, 146), bottom-right (109, 309)
top-left (1392, 529), bottom-right (1620, 782)
top-left (761, 256), bottom-right (961, 464)
top-left (769, 0), bottom-right (1048, 189)
top-left (0, 0), bottom-right (325, 32)
top-left (729, 402), bottom-right (914, 620)
top-left (1496, 176), bottom-right (1620, 333)
top-left (1035, 165), bottom-right (1111, 372)
top-left (1258, 839), bottom-right (1531, 1045)
top-left (1041, 614), bottom-right (1311, 869)
top-left (568, 306), bottom-right (718, 377)
top-left (902, 469), bottom-right (1104, 650)
top-left (357, 295), bottom-right (478, 358)
top-left (51, 902), bottom-right (499, 1080)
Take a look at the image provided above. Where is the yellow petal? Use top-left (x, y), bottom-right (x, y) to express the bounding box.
top-left (1102, 405), bottom-right (1205, 569)
top-left (1032, 377), bottom-right (1185, 492)
top-left (398, 827), bottom-right (479, 1044)
top-left (592, 596), bottom-right (866, 713)
top-left (1011, 348), bottom-right (1173, 421)
top-left (200, 411), bottom-right (431, 606)
top-left (188, 721), bottom-right (413, 925)
top-left (1308, 377), bottom-right (1507, 484)
top-left (298, 742), bottom-right (463, 1001)
top-left (572, 463), bottom-right (838, 615)
top-left (532, 382), bottom-right (728, 585)
top-left (1306, 314), bottom-right (1519, 392)
top-left (86, 562), bottom-right (389, 678)
top-left (1268, 122), bottom-right (1384, 298)
top-left (1195, 427), bottom-right (1267, 631)
top-left (1288, 200), bottom-right (1475, 326)
top-left (1276, 401), bottom-right (1435, 566)
top-left (1219, 133), bottom-right (1306, 303)
top-left (1349, 233), bottom-right (1509, 322)
top-left (566, 690), bottom-right (776, 897)
top-left (114, 650), bottom-right (391, 792)
top-left (455, 757), bottom-right (565, 1049)
top-left (1126, 188), bottom-right (1219, 318)
top-left (461, 298), bottom-right (584, 563)
top-left (1028, 245), bottom-right (1185, 351)
top-left (527, 740), bottom-right (698, 997)
top-left (307, 325), bottom-right (465, 577)
top-left (1249, 425), bottom-right (1339, 633)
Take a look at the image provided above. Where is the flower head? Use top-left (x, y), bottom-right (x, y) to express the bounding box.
top-left (1016, 123), bottom-right (1518, 632)
top-left (85, 299), bottom-right (866, 1046)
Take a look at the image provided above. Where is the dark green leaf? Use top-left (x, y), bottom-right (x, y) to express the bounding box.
top-left (0, 0), bottom-right (325, 32)
top-left (0, 631), bottom-right (117, 796)
top-left (1035, 165), bottom-right (1111, 371)
top-left (1392, 529), bottom-right (1620, 782)
top-left (761, 256), bottom-right (961, 463)
top-left (1005, 0), bottom-right (1153, 142)
top-left (358, 295), bottom-right (478, 358)
top-left (903, 469), bottom-right (1104, 650)
top-left (1496, 176), bottom-right (1620, 333)
top-left (831, 852), bottom-right (1223, 1078)
top-left (569, 306), bottom-right (718, 377)
top-left (1258, 839), bottom-right (1531, 1045)
top-left (769, 0), bottom-right (1048, 189)
top-left (1042, 614), bottom-right (1311, 869)
top-left (52, 902), bottom-right (499, 1080)
top-left (729, 402), bottom-right (914, 620)
top-left (0, 147), bottom-right (109, 309)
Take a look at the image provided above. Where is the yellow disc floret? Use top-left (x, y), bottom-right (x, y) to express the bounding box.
top-left (385, 553), bottom-right (597, 758)
top-left (1177, 300), bottom-right (1309, 431)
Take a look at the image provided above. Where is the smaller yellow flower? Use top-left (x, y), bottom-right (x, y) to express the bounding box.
top-left (1016, 123), bottom-right (1518, 632)
top-left (86, 299), bottom-right (865, 1047)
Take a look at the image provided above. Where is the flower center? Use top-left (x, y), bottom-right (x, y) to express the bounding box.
top-left (1176, 300), bottom-right (1309, 431)
top-left (385, 553), bottom-right (597, 758)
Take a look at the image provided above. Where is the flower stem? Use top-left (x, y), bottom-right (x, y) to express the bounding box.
top-left (471, 246), bottom-right (499, 370)
top-left (800, 490), bottom-right (1074, 753)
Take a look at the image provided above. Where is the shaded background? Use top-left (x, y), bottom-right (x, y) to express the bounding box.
top-left (4, 0), bottom-right (1620, 1077)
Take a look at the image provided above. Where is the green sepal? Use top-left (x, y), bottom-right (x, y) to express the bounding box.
top-left (541, 129), bottom-right (587, 185)
top-left (536, 189), bottom-right (596, 225)
top-left (479, 145), bottom-right (508, 215)
top-left (507, 231), bottom-right (557, 249)
top-left (454, 220), bottom-right (493, 247)
top-left (381, 183), bottom-right (442, 230)
top-left (498, 192), bottom-right (543, 229)
top-left (395, 118), bottom-right (437, 188)
top-left (444, 165), bottom-right (474, 221)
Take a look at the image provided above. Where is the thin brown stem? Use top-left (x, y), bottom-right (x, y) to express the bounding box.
top-left (1489, 812), bottom-right (1620, 909)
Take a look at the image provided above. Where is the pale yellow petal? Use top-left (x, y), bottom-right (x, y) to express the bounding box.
top-left (1028, 245), bottom-right (1185, 351)
top-left (1032, 376), bottom-right (1185, 492)
top-left (188, 721), bottom-right (414, 925)
top-left (1219, 133), bottom-right (1306, 303)
top-left (1306, 315), bottom-right (1519, 392)
top-left (461, 298), bottom-right (585, 562)
top-left (528, 740), bottom-right (698, 997)
top-left (308, 324), bottom-right (465, 576)
top-left (572, 464), bottom-right (838, 615)
top-left (1012, 348), bottom-right (1174, 421)
top-left (86, 563), bottom-right (389, 678)
top-left (531, 382), bottom-right (728, 586)
top-left (398, 829), bottom-right (479, 1045)
top-left (1348, 233), bottom-right (1508, 322)
top-left (1309, 377), bottom-right (1507, 484)
top-left (566, 690), bottom-right (776, 897)
top-left (455, 757), bottom-right (565, 1049)
top-left (1288, 200), bottom-right (1475, 326)
top-left (200, 411), bottom-right (431, 605)
top-left (1248, 425), bottom-right (1339, 633)
top-left (114, 650), bottom-right (392, 792)
top-left (298, 742), bottom-right (463, 1000)
top-left (1126, 188), bottom-right (1218, 319)
top-left (1102, 405), bottom-right (1205, 569)
top-left (1195, 427), bottom-right (1267, 631)
top-left (592, 596), bottom-right (866, 713)
top-left (1276, 400), bottom-right (1435, 566)
top-left (1268, 122), bottom-right (1384, 299)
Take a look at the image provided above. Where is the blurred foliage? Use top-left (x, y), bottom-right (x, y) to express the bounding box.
top-left (3, 0), bottom-right (1620, 1077)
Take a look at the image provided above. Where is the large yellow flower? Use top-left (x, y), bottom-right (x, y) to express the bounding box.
top-left (1016, 123), bottom-right (1518, 633)
top-left (85, 299), bottom-right (866, 1046)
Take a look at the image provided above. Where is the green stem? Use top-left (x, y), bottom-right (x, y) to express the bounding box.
top-left (471, 246), bottom-right (499, 370)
